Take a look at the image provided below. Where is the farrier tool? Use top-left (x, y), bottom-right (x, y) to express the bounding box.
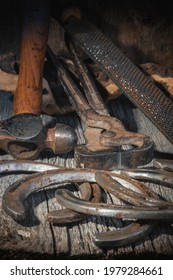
top-left (63, 15), bottom-right (173, 145)
top-left (47, 182), bottom-right (102, 224)
top-left (0, 114), bottom-right (77, 159)
top-left (1, 159), bottom-right (173, 247)
top-left (0, 0), bottom-right (77, 159)
top-left (46, 43), bottom-right (153, 169)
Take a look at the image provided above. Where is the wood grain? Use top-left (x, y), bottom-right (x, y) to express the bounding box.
top-left (0, 3), bottom-right (173, 259)
top-left (13, 0), bottom-right (50, 115)
top-left (0, 93), bottom-right (173, 259)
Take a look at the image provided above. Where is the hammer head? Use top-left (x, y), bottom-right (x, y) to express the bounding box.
top-left (47, 123), bottom-right (78, 154)
top-left (0, 114), bottom-right (43, 140)
top-left (0, 114), bottom-right (78, 159)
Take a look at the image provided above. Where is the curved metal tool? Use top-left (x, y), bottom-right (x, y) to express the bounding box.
top-left (95, 172), bottom-right (171, 207)
top-left (47, 45), bottom-right (153, 169)
top-left (0, 158), bottom-right (102, 225)
top-left (1, 160), bottom-right (154, 245)
top-left (1, 159), bottom-right (173, 184)
top-left (93, 172), bottom-right (164, 247)
top-left (2, 164), bottom-right (173, 247)
top-left (47, 182), bottom-right (92, 224)
top-left (4, 168), bottom-right (171, 222)
top-left (153, 159), bottom-right (173, 172)
top-left (0, 159), bottom-right (62, 174)
top-left (55, 189), bottom-right (173, 220)
top-left (47, 182), bottom-right (102, 224)
top-left (94, 220), bottom-right (157, 247)
top-left (49, 178), bottom-right (157, 247)
top-left (64, 17), bottom-right (173, 144)
top-left (0, 119), bottom-right (77, 159)
top-left (120, 168), bottom-right (173, 186)
top-left (2, 169), bottom-right (96, 222)
top-left (0, 114), bottom-right (43, 140)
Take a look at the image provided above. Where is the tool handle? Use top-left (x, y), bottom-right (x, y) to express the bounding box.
top-left (13, 0), bottom-right (50, 115)
top-left (64, 34), bottom-right (110, 116)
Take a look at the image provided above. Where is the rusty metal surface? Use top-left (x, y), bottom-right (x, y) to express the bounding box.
top-left (1, 159), bottom-right (173, 248)
top-left (153, 159), bottom-right (173, 172)
top-left (0, 115), bottom-right (77, 159)
top-left (2, 166), bottom-right (173, 221)
top-left (74, 138), bottom-right (153, 170)
top-left (94, 220), bottom-right (157, 247)
top-left (55, 189), bottom-right (173, 219)
top-left (0, 1), bottom-right (172, 255)
top-left (47, 45), bottom-right (153, 169)
top-left (64, 17), bottom-right (173, 144)
top-left (47, 182), bottom-right (102, 224)
top-left (64, 35), bottom-right (110, 116)
top-left (0, 159), bottom-right (61, 173)
top-left (0, 114), bottom-right (43, 139)
top-left (95, 172), bottom-right (170, 207)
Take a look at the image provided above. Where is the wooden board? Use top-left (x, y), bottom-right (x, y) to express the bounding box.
top-left (0, 5), bottom-right (173, 259)
top-left (0, 93), bottom-right (173, 260)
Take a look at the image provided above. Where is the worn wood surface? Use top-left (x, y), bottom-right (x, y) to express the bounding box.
top-left (0, 92), bottom-right (173, 260)
top-left (0, 2), bottom-right (173, 260)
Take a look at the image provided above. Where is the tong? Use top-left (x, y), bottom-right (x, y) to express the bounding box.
top-left (46, 42), bottom-right (153, 169)
top-left (63, 15), bottom-right (173, 145)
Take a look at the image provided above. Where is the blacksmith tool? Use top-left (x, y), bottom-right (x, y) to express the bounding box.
top-left (0, 115), bottom-right (77, 159)
top-left (0, 159), bottom-right (102, 224)
top-left (2, 164), bottom-right (173, 221)
top-left (93, 172), bottom-right (161, 247)
top-left (13, 0), bottom-right (50, 115)
top-left (46, 45), bottom-right (153, 169)
top-left (63, 15), bottom-right (173, 145)
top-left (0, 158), bottom-right (172, 175)
top-left (0, 159), bottom-right (62, 174)
top-left (47, 182), bottom-right (102, 224)
top-left (55, 185), bottom-right (173, 220)
top-left (2, 159), bottom-right (173, 247)
top-left (95, 172), bottom-right (169, 207)
top-left (2, 169), bottom-right (99, 222)
top-left (10, 0), bottom-right (49, 151)
top-left (94, 220), bottom-right (157, 247)
top-left (0, 159), bottom-right (153, 246)
top-left (0, 1), bottom-right (77, 159)
top-left (54, 168), bottom-right (172, 246)
top-left (153, 159), bottom-right (173, 172)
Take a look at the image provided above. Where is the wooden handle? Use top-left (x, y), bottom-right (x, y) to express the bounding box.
top-left (13, 0), bottom-right (50, 115)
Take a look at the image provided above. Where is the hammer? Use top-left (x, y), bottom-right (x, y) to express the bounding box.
top-left (0, 0), bottom-right (77, 159)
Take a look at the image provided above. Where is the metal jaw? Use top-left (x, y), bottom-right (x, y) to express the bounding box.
top-left (75, 137), bottom-right (153, 170)
top-left (64, 17), bottom-right (173, 145)
top-left (47, 37), bottom-right (154, 170)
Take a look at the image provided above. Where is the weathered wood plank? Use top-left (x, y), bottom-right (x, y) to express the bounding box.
top-left (0, 3), bottom-right (173, 259)
top-left (0, 92), bottom-right (173, 259)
